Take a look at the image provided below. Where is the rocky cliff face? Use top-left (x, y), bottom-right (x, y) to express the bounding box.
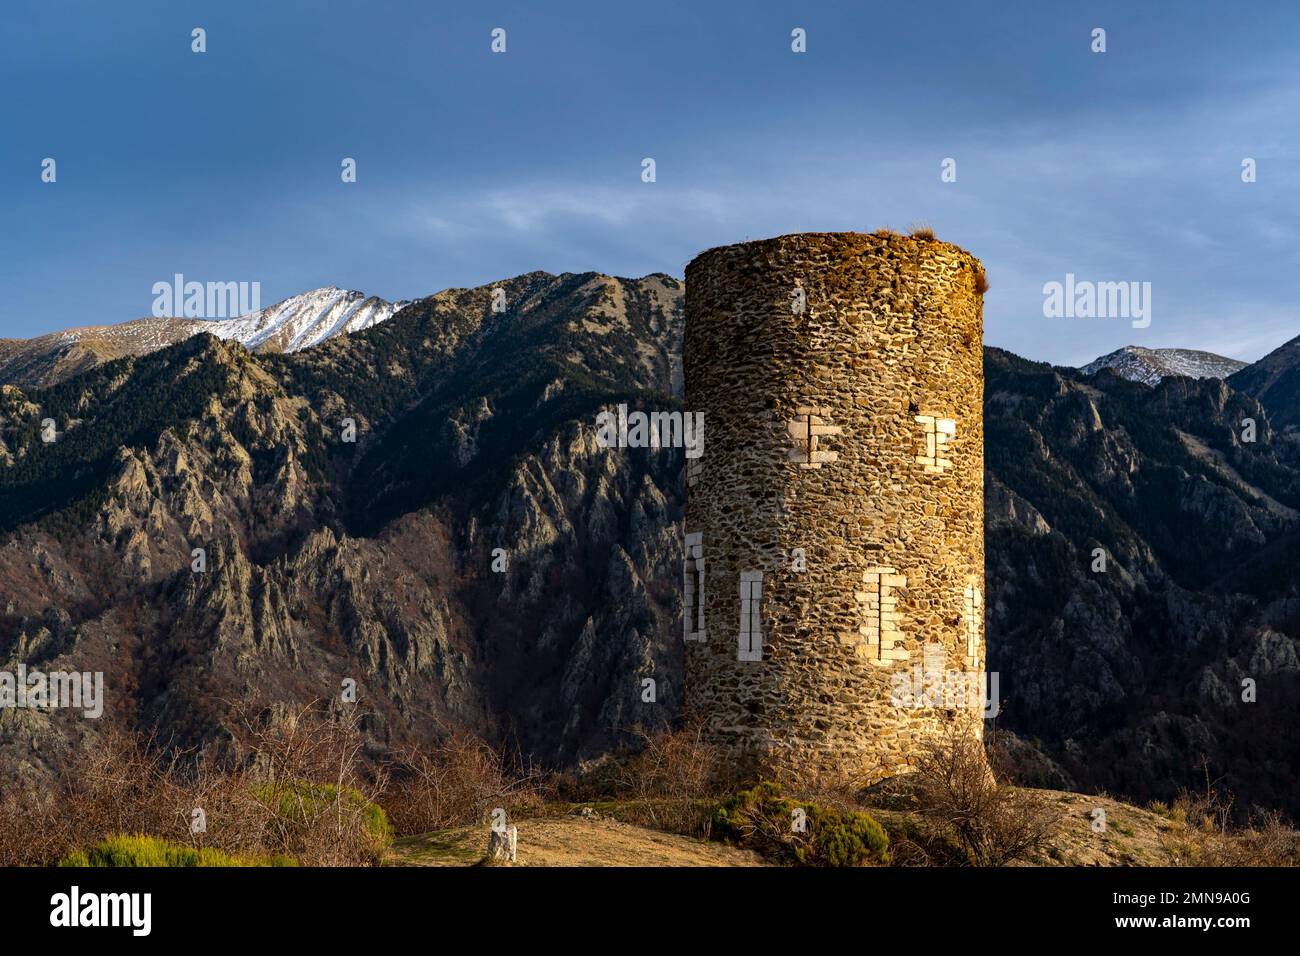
top-left (1229, 333), bottom-right (1300, 470)
top-left (984, 350), bottom-right (1300, 812)
top-left (0, 271), bottom-right (684, 778)
top-left (1, 273), bottom-right (1297, 817)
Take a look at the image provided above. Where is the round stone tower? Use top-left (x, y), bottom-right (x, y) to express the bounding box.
top-left (682, 231), bottom-right (986, 784)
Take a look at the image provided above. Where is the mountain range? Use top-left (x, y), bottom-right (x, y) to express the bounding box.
top-left (0, 287), bottom-right (407, 391)
top-left (1, 274), bottom-right (1297, 817)
top-left (0, 289), bottom-right (1253, 395)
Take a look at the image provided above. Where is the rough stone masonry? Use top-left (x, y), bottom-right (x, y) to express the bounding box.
top-left (683, 231), bottom-right (986, 784)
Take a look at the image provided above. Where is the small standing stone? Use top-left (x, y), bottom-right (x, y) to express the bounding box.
top-left (488, 824), bottom-right (517, 863)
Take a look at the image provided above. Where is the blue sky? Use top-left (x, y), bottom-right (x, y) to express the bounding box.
top-left (2, 0), bottom-right (1297, 365)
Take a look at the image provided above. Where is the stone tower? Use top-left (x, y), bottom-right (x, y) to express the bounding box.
top-left (682, 231), bottom-right (986, 784)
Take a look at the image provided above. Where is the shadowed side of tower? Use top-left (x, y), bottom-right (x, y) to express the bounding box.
top-left (682, 231), bottom-right (986, 785)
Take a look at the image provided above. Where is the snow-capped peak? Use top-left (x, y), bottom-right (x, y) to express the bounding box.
top-left (1079, 346), bottom-right (1247, 386)
top-left (199, 286), bottom-right (411, 353)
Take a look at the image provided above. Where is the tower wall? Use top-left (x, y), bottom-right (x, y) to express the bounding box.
top-left (682, 231), bottom-right (986, 783)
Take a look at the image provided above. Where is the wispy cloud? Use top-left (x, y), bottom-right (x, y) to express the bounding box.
top-left (410, 185), bottom-right (731, 237)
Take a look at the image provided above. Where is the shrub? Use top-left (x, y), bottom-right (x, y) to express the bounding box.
top-left (253, 781), bottom-right (393, 846)
top-left (607, 725), bottom-right (724, 836)
top-left (550, 724), bottom-right (728, 838)
top-left (910, 729), bottom-right (1061, 866)
top-left (383, 730), bottom-right (546, 836)
top-left (1160, 770), bottom-right (1300, 866)
top-left (59, 834), bottom-right (296, 868)
top-left (613, 725), bottom-right (720, 801)
top-left (712, 781), bottom-right (889, 866)
top-left (229, 703), bottom-right (393, 865)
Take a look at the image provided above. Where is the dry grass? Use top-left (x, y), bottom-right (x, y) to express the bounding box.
top-left (1156, 765), bottom-right (1300, 866)
top-left (0, 704), bottom-right (390, 867)
top-left (11, 715), bottom-right (1293, 869)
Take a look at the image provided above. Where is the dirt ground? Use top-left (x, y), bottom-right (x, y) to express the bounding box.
top-left (1023, 790), bottom-right (1187, 865)
top-left (390, 814), bottom-right (766, 867)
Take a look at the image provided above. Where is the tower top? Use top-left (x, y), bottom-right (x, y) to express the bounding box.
top-left (685, 230), bottom-right (985, 280)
